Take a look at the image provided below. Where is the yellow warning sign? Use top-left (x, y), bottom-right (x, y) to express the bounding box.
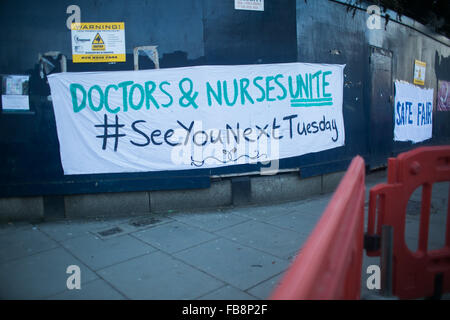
top-left (71, 22), bottom-right (124, 30)
top-left (92, 33), bottom-right (104, 44)
top-left (71, 22), bottom-right (126, 63)
top-left (92, 33), bottom-right (105, 51)
top-left (413, 60), bottom-right (426, 86)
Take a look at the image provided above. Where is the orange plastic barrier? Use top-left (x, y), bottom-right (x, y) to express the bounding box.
top-left (366, 146), bottom-right (450, 299)
top-left (271, 156), bottom-right (366, 300)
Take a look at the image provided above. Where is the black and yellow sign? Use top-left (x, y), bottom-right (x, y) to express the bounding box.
top-left (71, 22), bottom-right (125, 63)
top-left (413, 60), bottom-right (426, 86)
top-left (91, 33), bottom-right (105, 51)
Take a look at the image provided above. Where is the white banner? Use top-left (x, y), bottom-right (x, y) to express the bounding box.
top-left (48, 62), bottom-right (346, 175)
top-left (394, 81), bottom-right (433, 143)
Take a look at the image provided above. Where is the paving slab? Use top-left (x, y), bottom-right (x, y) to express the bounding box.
top-left (0, 227), bottom-right (58, 264)
top-left (0, 221), bottom-right (34, 236)
top-left (232, 195), bottom-right (331, 224)
top-left (291, 196), bottom-right (332, 216)
top-left (0, 247), bottom-right (97, 299)
top-left (122, 214), bottom-right (174, 230)
top-left (198, 285), bottom-right (257, 300)
top-left (131, 221), bottom-right (218, 254)
top-left (174, 238), bottom-right (289, 291)
top-left (264, 209), bottom-right (322, 236)
top-left (215, 220), bottom-right (307, 260)
top-left (232, 203), bottom-right (298, 221)
top-left (47, 279), bottom-right (125, 300)
top-left (169, 211), bottom-right (250, 232)
top-left (37, 219), bottom-right (114, 242)
top-left (84, 214), bottom-right (175, 240)
top-left (60, 233), bottom-right (156, 270)
top-left (247, 272), bottom-right (285, 300)
top-left (98, 251), bottom-right (224, 300)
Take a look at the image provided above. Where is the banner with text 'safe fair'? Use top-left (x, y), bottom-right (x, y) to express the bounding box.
top-left (48, 63), bottom-right (346, 175)
top-left (394, 81), bottom-right (433, 143)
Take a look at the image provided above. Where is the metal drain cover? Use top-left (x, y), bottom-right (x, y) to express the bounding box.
top-left (97, 226), bottom-right (124, 237)
top-left (129, 217), bottom-right (161, 227)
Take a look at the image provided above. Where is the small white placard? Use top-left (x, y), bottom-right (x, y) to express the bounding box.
top-left (4, 75), bottom-right (29, 95)
top-left (2, 95), bottom-right (29, 111)
top-left (235, 0), bottom-right (264, 11)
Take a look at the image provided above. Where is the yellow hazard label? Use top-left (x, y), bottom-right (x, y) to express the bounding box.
top-left (415, 60), bottom-right (426, 67)
top-left (92, 33), bottom-right (105, 51)
top-left (73, 54), bottom-right (126, 63)
top-left (413, 59), bottom-right (426, 86)
top-left (92, 33), bottom-right (105, 44)
top-left (92, 44), bottom-right (106, 51)
top-left (71, 22), bottom-right (124, 30)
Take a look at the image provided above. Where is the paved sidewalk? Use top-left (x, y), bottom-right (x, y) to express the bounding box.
top-left (0, 170), bottom-right (448, 300)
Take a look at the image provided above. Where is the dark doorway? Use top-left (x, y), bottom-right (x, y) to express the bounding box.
top-left (368, 46), bottom-right (394, 168)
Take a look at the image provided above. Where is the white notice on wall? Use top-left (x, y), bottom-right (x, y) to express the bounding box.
top-left (235, 0), bottom-right (264, 11)
top-left (1, 95), bottom-right (29, 111)
top-left (4, 75), bottom-right (29, 95)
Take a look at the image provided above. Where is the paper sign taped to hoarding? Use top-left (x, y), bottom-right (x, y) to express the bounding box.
top-left (235, 0), bottom-right (264, 11)
top-left (1, 75), bottom-right (30, 111)
top-left (437, 80), bottom-right (450, 111)
top-left (413, 60), bottom-right (426, 86)
top-left (1, 95), bottom-right (29, 110)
